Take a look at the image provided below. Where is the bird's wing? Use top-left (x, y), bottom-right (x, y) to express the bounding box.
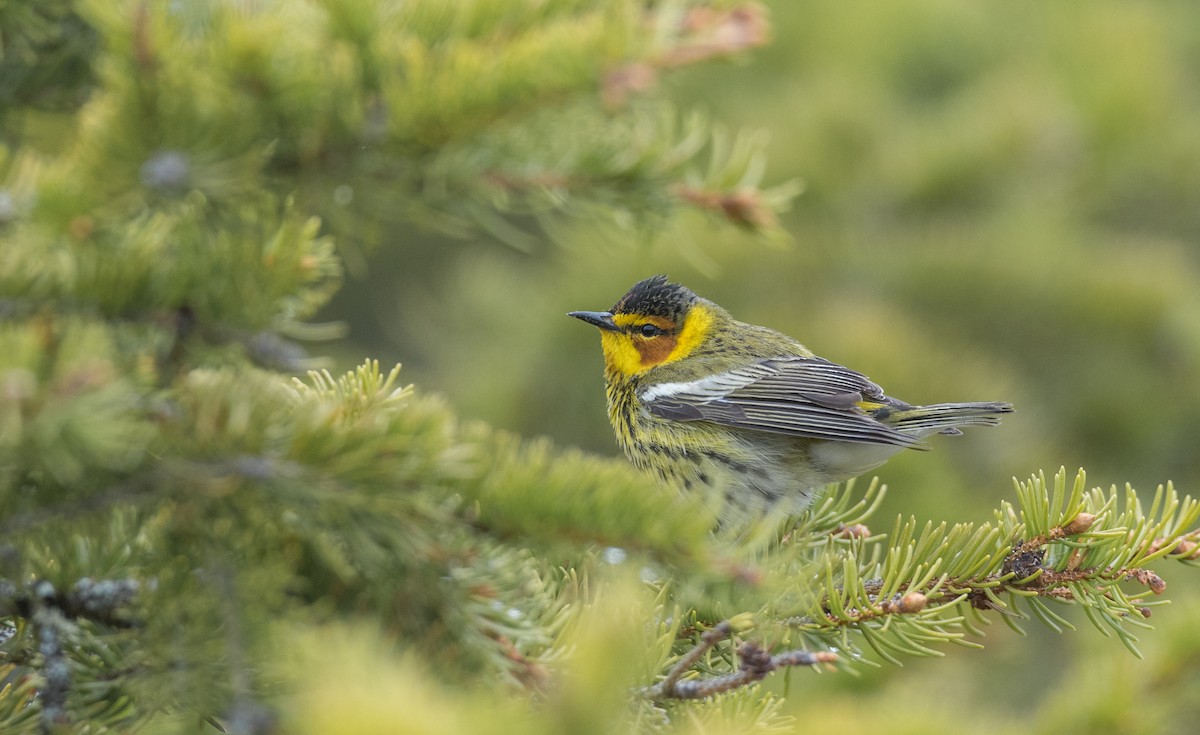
top-left (640, 356), bottom-right (921, 447)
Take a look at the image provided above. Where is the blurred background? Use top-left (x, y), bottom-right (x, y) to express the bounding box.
top-left (320, 1), bottom-right (1200, 730)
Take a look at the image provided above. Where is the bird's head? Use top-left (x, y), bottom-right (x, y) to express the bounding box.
top-left (569, 275), bottom-right (717, 378)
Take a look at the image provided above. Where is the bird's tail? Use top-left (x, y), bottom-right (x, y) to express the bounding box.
top-left (889, 401), bottom-right (1014, 436)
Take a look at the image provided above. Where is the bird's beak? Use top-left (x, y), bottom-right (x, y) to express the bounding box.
top-left (568, 310), bottom-right (621, 332)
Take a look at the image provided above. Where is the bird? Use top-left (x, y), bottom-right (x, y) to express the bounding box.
top-left (569, 275), bottom-right (1012, 522)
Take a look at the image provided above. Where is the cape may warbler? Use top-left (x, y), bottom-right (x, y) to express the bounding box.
top-left (570, 276), bottom-right (1012, 520)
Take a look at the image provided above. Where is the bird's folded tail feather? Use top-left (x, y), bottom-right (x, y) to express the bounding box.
top-left (886, 401), bottom-right (1014, 434)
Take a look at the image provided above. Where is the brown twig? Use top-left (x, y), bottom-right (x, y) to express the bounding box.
top-left (672, 185), bottom-right (777, 230)
top-left (603, 3), bottom-right (769, 108)
top-left (647, 626), bottom-right (837, 701)
top-left (653, 621), bottom-right (731, 699)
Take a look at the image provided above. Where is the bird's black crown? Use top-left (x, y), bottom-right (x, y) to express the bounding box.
top-left (612, 275), bottom-right (699, 321)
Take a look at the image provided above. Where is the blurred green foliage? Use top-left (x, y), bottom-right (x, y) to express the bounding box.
top-left (317, 0), bottom-right (1200, 728)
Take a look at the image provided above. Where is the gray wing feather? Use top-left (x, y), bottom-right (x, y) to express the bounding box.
top-left (643, 356), bottom-right (921, 447)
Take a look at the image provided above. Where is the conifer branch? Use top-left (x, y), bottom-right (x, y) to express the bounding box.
top-left (780, 469), bottom-right (1200, 660)
top-left (659, 470), bottom-right (1200, 693)
top-left (0, 578), bottom-right (140, 630)
top-left (32, 606), bottom-right (70, 735)
top-left (646, 621), bottom-right (836, 701)
top-left (206, 559), bottom-right (277, 735)
top-left (0, 477), bottom-right (158, 536)
top-left (603, 3), bottom-right (770, 108)
top-left (0, 576), bottom-right (140, 733)
top-left (672, 185), bottom-right (778, 230)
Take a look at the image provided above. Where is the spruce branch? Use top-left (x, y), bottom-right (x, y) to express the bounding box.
top-left (655, 4), bottom-right (770, 68)
top-left (646, 620), bottom-right (836, 701)
top-left (602, 3), bottom-right (769, 108)
top-left (656, 469), bottom-right (1200, 695)
top-left (673, 185), bottom-right (778, 230)
top-left (205, 559), bottom-right (277, 735)
top-left (0, 576), bottom-right (141, 733)
top-left (0, 478), bottom-right (155, 536)
top-left (32, 606), bottom-right (70, 735)
top-left (782, 469), bottom-right (1200, 661)
top-left (0, 577), bottom-right (140, 631)
top-left (464, 104), bottom-right (796, 234)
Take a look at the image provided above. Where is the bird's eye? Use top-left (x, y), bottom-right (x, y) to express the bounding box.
top-left (638, 323), bottom-right (661, 338)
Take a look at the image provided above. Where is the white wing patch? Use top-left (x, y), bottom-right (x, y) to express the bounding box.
top-left (639, 370), bottom-right (761, 402)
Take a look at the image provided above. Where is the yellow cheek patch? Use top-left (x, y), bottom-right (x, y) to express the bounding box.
top-left (599, 330), bottom-right (643, 376)
top-left (663, 303), bottom-right (713, 365)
